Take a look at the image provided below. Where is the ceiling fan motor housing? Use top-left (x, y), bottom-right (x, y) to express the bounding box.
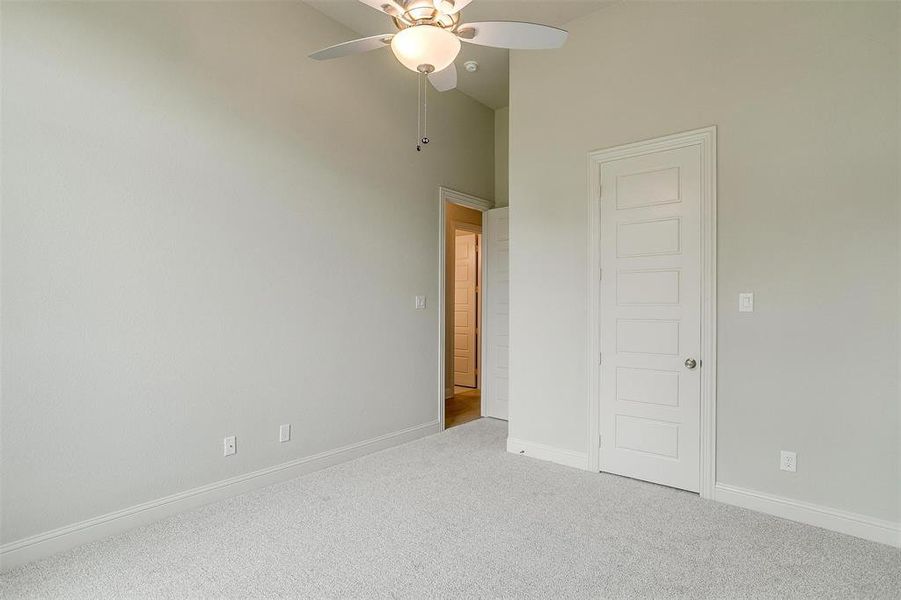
top-left (393, 0), bottom-right (460, 31)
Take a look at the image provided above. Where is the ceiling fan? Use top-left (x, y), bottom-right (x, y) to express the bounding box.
top-left (309, 0), bottom-right (568, 150)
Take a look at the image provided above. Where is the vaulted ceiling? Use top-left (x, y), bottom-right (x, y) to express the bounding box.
top-left (305, 1), bottom-right (611, 109)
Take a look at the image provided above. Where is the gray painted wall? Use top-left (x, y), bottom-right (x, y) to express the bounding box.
top-left (494, 107), bottom-right (509, 208)
top-left (508, 1), bottom-right (899, 521)
top-left (1, 1), bottom-right (494, 544)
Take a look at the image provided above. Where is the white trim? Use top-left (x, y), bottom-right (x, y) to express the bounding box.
top-left (437, 187), bottom-right (493, 431)
top-left (507, 437), bottom-right (590, 471)
top-left (477, 216), bottom-right (490, 420)
top-left (587, 126), bottom-right (717, 498)
top-left (439, 186), bottom-right (493, 212)
top-left (0, 420), bottom-right (440, 572)
top-left (715, 483), bottom-right (901, 548)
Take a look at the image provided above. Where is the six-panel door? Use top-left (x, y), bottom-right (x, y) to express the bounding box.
top-left (599, 146), bottom-right (702, 493)
top-left (454, 232), bottom-right (478, 388)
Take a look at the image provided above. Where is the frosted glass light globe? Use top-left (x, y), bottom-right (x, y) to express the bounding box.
top-left (391, 25), bottom-right (461, 73)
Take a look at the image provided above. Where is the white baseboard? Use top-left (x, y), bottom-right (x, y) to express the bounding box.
top-left (715, 483), bottom-right (900, 548)
top-left (507, 437), bottom-right (590, 470)
top-left (0, 420), bottom-right (440, 572)
top-left (500, 444), bottom-right (898, 547)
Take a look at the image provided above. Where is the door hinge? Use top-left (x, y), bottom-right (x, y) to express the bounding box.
top-left (598, 434), bottom-right (603, 447)
top-left (598, 352), bottom-right (603, 365)
top-left (598, 185), bottom-right (603, 200)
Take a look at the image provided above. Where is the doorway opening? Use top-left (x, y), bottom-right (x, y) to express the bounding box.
top-left (438, 187), bottom-right (507, 431)
top-left (445, 204), bottom-right (482, 429)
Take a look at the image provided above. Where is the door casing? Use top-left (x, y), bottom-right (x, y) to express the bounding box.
top-left (587, 127), bottom-right (717, 499)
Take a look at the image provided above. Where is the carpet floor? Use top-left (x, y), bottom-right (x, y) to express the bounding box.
top-left (2, 419), bottom-right (899, 599)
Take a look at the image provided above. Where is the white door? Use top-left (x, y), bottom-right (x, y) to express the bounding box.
top-left (454, 232), bottom-right (478, 388)
top-left (484, 208), bottom-right (509, 420)
top-left (599, 146), bottom-right (702, 492)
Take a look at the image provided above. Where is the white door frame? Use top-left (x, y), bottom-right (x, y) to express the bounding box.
top-left (587, 127), bottom-right (717, 499)
top-left (438, 187), bottom-right (493, 431)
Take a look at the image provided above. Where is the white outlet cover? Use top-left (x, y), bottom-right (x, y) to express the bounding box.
top-left (279, 424), bottom-right (291, 443)
top-left (780, 450), bottom-right (796, 472)
top-left (224, 436), bottom-right (236, 457)
top-left (415, 295), bottom-right (427, 310)
top-left (739, 292), bottom-right (754, 312)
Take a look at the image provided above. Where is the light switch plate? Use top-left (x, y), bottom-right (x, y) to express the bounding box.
top-left (415, 295), bottom-right (427, 310)
top-left (739, 292), bottom-right (754, 312)
top-left (279, 424), bottom-right (291, 443)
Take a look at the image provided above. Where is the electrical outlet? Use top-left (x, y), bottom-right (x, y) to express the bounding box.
top-left (780, 450), bottom-right (796, 472)
top-left (415, 295), bottom-right (427, 310)
top-left (224, 436), bottom-right (236, 457)
top-left (279, 424), bottom-right (291, 443)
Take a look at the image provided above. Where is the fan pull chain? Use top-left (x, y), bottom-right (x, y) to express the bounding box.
top-left (416, 70), bottom-right (430, 152)
top-left (417, 71), bottom-right (422, 151)
top-left (422, 72), bottom-right (429, 147)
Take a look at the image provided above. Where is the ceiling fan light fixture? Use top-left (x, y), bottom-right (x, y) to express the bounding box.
top-left (390, 25), bottom-right (461, 73)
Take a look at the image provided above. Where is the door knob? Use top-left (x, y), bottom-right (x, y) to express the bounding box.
top-left (684, 358), bottom-right (697, 370)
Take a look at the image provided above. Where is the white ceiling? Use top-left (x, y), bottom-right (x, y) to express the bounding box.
top-left (304, 1), bottom-right (611, 109)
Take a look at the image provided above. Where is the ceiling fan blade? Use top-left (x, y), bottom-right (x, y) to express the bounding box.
top-left (437, 0), bottom-right (475, 15)
top-left (428, 63), bottom-right (458, 92)
top-left (457, 21), bottom-right (568, 50)
top-left (357, 0), bottom-right (406, 18)
top-left (309, 34), bottom-right (394, 61)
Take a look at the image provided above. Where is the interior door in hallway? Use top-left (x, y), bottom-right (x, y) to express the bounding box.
top-left (599, 145), bottom-right (702, 493)
top-left (454, 231), bottom-right (478, 388)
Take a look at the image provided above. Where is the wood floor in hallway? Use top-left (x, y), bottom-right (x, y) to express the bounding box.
top-left (446, 388), bottom-right (480, 428)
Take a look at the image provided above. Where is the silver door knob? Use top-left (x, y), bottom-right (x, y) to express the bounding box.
top-left (684, 358), bottom-right (697, 370)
